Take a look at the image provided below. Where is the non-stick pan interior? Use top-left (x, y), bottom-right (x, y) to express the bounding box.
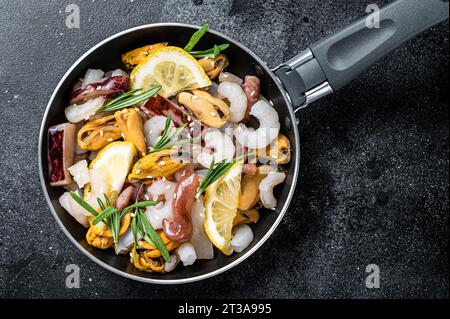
top-left (40, 24), bottom-right (299, 282)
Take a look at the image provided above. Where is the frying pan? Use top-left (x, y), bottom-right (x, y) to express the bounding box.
top-left (38, 0), bottom-right (449, 284)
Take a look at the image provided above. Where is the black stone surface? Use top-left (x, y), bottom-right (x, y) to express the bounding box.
top-left (0, 0), bottom-right (448, 298)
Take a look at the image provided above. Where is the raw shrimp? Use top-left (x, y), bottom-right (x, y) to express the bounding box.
top-left (143, 115), bottom-right (175, 148)
top-left (217, 82), bottom-right (247, 123)
top-left (231, 224), bottom-right (254, 253)
top-left (144, 180), bottom-right (176, 230)
top-left (234, 100), bottom-right (280, 150)
top-left (259, 172), bottom-right (286, 209)
top-left (197, 129), bottom-right (235, 168)
top-left (219, 72), bottom-right (243, 85)
top-left (163, 172), bottom-right (199, 243)
top-left (220, 122), bottom-right (235, 139)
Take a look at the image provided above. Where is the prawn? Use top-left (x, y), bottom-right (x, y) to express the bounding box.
top-left (197, 129), bottom-right (235, 168)
top-left (144, 179), bottom-right (176, 230)
top-left (259, 172), bottom-right (286, 209)
top-left (234, 100), bottom-right (280, 150)
top-left (217, 82), bottom-right (247, 123)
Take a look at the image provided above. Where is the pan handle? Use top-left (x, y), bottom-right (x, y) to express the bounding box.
top-left (274, 0), bottom-right (449, 112)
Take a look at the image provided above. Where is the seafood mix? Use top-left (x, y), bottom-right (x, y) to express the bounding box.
top-left (48, 25), bottom-right (291, 274)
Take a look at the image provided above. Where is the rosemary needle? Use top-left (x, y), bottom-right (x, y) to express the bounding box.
top-left (70, 191), bottom-right (98, 217)
top-left (150, 113), bottom-right (188, 153)
top-left (98, 85), bottom-right (161, 113)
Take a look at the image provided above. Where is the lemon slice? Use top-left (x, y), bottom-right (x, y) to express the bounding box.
top-left (85, 141), bottom-right (136, 205)
top-left (204, 161), bottom-right (243, 255)
top-left (130, 46), bottom-right (212, 98)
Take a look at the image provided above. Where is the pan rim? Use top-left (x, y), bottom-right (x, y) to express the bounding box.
top-left (38, 22), bottom-right (300, 284)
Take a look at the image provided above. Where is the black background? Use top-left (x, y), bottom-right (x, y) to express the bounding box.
top-left (0, 0), bottom-right (448, 298)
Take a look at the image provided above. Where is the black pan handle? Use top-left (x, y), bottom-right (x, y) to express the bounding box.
top-left (274, 0), bottom-right (449, 111)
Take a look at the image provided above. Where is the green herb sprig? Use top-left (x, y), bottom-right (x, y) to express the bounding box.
top-left (184, 24), bottom-right (209, 52)
top-left (121, 200), bottom-right (158, 215)
top-left (196, 158), bottom-right (235, 198)
top-left (195, 153), bottom-right (255, 198)
top-left (69, 192), bottom-right (158, 254)
top-left (190, 44), bottom-right (230, 59)
top-left (70, 191), bottom-right (99, 217)
top-left (70, 192), bottom-right (121, 250)
top-left (130, 207), bottom-right (171, 263)
top-left (98, 85), bottom-right (162, 113)
top-left (150, 113), bottom-right (187, 153)
top-left (183, 24), bottom-right (229, 59)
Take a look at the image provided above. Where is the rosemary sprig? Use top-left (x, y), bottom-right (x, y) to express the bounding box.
top-left (70, 191), bottom-right (98, 217)
top-left (190, 44), bottom-right (230, 59)
top-left (150, 113), bottom-right (188, 153)
top-left (91, 206), bottom-right (115, 225)
top-left (106, 88), bottom-right (141, 104)
top-left (131, 212), bottom-right (139, 262)
top-left (98, 86), bottom-right (162, 113)
top-left (70, 192), bottom-right (121, 250)
top-left (196, 158), bottom-right (235, 198)
top-left (70, 191), bottom-right (160, 255)
top-left (183, 24), bottom-right (229, 58)
top-left (121, 200), bottom-right (158, 216)
top-left (129, 207), bottom-right (171, 263)
top-left (110, 209), bottom-right (121, 251)
top-left (97, 198), bottom-right (106, 211)
top-left (195, 153), bottom-right (254, 198)
top-left (184, 24), bottom-right (209, 52)
top-left (103, 193), bottom-right (112, 207)
top-left (138, 208), bottom-right (171, 262)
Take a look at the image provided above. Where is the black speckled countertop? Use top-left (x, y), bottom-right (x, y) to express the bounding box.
top-left (0, 0), bottom-right (448, 299)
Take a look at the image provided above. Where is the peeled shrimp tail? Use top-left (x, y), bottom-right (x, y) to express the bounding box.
top-left (144, 180), bottom-right (176, 230)
top-left (234, 100), bottom-right (280, 150)
top-left (197, 130), bottom-right (235, 168)
top-left (217, 82), bottom-right (247, 123)
top-left (143, 115), bottom-right (175, 148)
top-left (259, 172), bottom-right (286, 209)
